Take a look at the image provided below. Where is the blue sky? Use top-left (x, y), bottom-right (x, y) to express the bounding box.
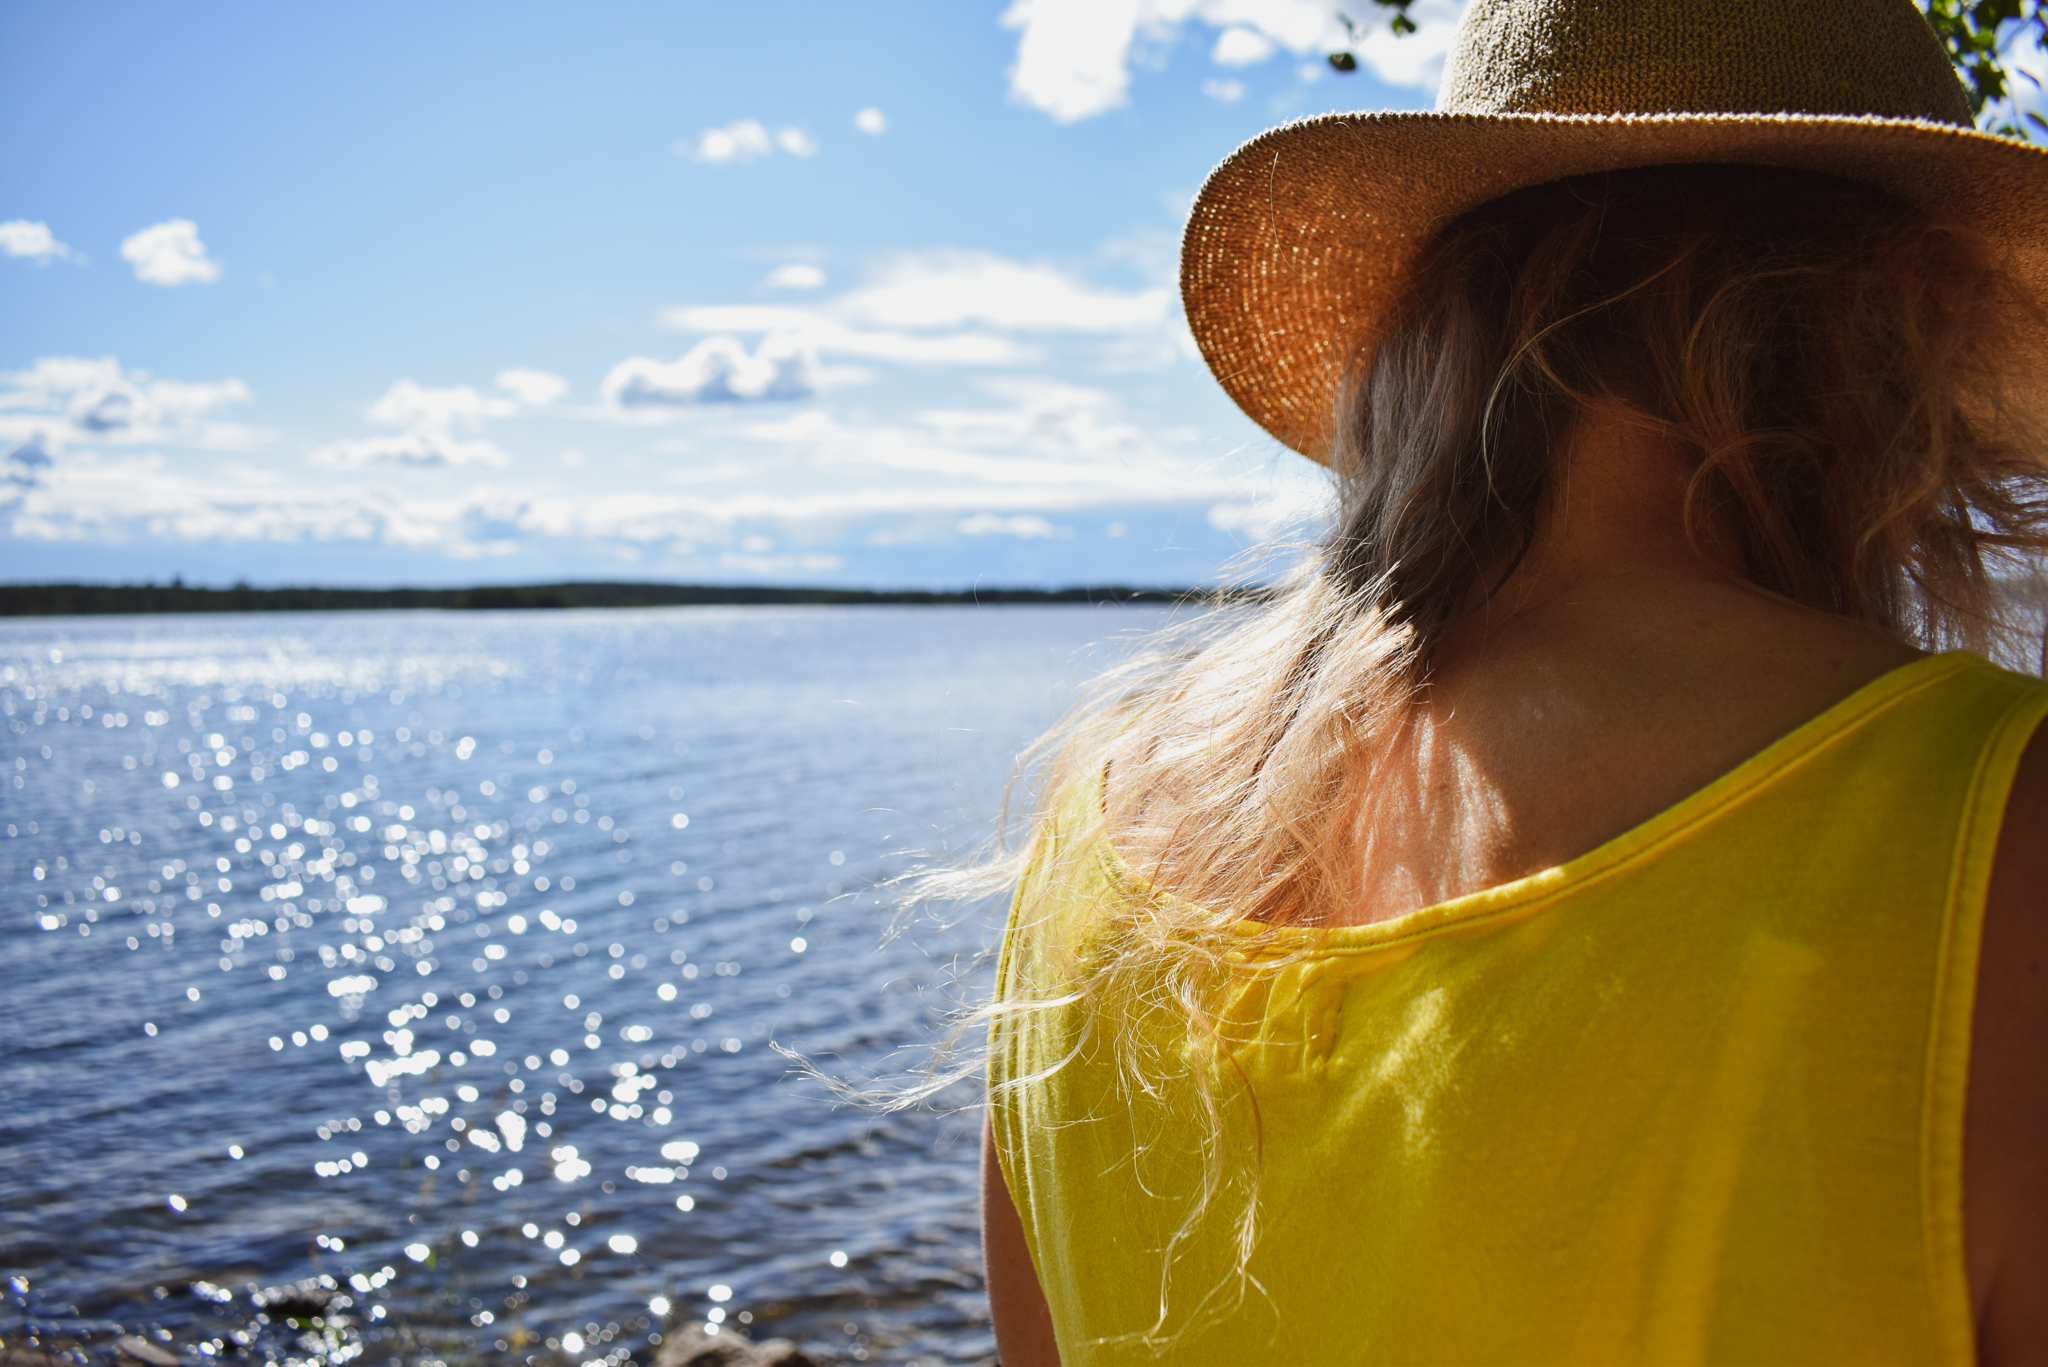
top-left (2, 1), bottom-right (2035, 589)
top-left (0, 0), bottom-right (1470, 589)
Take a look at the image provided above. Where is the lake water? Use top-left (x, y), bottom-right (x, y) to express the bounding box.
top-left (0, 605), bottom-right (1168, 1367)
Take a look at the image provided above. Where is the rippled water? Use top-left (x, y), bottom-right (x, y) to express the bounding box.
top-left (0, 605), bottom-right (1164, 1367)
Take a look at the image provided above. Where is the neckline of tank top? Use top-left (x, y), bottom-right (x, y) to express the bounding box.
top-left (1095, 649), bottom-right (1983, 956)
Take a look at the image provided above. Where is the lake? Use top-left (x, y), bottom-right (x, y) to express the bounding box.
top-left (0, 604), bottom-right (1170, 1367)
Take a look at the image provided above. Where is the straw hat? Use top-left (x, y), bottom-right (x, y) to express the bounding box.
top-left (1181, 0), bottom-right (2048, 463)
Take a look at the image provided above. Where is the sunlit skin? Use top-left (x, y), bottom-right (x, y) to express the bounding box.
top-left (984, 410), bottom-right (2048, 1366)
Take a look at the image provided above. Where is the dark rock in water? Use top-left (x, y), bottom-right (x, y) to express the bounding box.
top-left (248, 1276), bottom-right (337, 1321)
top-left (654, 1324), bottom-right (824, 1367)
top-left (115, 1335), bottom-right (182, 1367)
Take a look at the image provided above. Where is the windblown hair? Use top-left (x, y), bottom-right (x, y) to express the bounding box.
top-left (1007, 161), bottom-right (2047, 937)
top-left (935, 162), bottom-right (2048, 1343)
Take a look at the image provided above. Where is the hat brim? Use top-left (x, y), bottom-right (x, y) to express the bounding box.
top-left (1180, 110), bottom-right (2048, 462)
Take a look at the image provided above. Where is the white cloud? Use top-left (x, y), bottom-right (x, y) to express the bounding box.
top-left (365, 380), bottom-right (513, 430)
top-left (496, 368), bottom-right (570, 407)
top-left (120, 219), bottom-right (221, 286)
top-left (1211, 25), bottom-right (1276, 64)
top-left (836, 250), bottom-right (1170, 332)
top-left (1202, 78), bottom-right (1246, 101)
top-left (5, 433), bottom-right (55, 487)
top-left (688, 120), bottom-right (772, 163)
top-left (0, 356), bottom-right (264, 452)
top-left (1, 378), bottom-right (1320, 563)
top-left (854, 107), bottom-right (888, 134)
top-left (600, 334), bottom-right (817, 410)
top-left (1, 451), bottom-right (438, 547)
top-left (1207, 485), bottom-right (1326, 542)
top-left (1001, 0), bottom-right (1463, 121)
top-left (958, 512), bottom-right (1071, 538)
top-left (309, 369), bottom-right (565, 469)
top-left (359, 370), bottom-right (564, 430)
top-left (632, 252), bottom-right (1177, 414)
top-left (731, 378), bottom-right (1202, 499)
top-left (1001, 0), bottom-right (1150, 123)
top-left (682, 120), bottom-right (818, 164)
top-left (308, 431), bottom-right (511, 470)
top-left (1, 221), bottom-right (72, 264)
top-left (720, 550), bottom-right (843, 574)
top-left (765, 263), bottom-right (827, 290)
top-left (658, 305), bottom-right (1026, 368)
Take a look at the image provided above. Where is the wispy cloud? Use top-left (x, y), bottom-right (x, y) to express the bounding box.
top-left (1001, 0), bottom-right (1463, 122)
top-left (853, 107), bottom-right (888, 134)
top-left (309, 369), bottom-right (567, 469)
top-left (654, 307), bottom-right (1025, 367)
top-left (719, 549), bottom-right (844, 575)
top-left (732, 377), bottom-right (1216, 500)
top-left (836, 250), bottom-right (1170, 332)
top-left (1207, 489), bottom-right (1324, 544)
top-left (1, 221), bottom-right (73, 265)
top-left (0, 356), bottom-right (265, 453)
top-left (958, 512), bottom-right (1071, 539)
top-left (3, 451), bottom-right (435, 547)
top-left (120, 219), bottom-right (221, 285)
top-left (495, 368), bottom-right (570, 407)
top-left (305, 430), bottom-right (513, 471)
top-left (5, 375), bottom-right (1311, 550)
top-left (619, 249), bottom-right (1173, 418)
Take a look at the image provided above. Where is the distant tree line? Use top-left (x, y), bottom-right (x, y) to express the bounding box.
top-left (0, 581), bottom-right (1259, 617)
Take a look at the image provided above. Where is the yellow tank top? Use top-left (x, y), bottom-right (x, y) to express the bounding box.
top-left (988, 651), bottom-right (2048, 1366)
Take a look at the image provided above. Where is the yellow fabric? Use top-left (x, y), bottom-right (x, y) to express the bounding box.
top-left (988, 651), bottom-right (2048, 1366)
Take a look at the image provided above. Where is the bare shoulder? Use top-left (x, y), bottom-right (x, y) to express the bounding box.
top-left (1966, 713), bottom-right (2048, 1364)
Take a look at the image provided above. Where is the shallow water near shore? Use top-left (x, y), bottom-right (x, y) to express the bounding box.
top-left (0, 604), bottom-right (1167, 1367)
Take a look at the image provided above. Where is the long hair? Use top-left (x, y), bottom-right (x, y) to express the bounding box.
top-left (1008, 163), bottom-right (2047, 938)
top-left (942, 162), bottom-right (2048, 1343)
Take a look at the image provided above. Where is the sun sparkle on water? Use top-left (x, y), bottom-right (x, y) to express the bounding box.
top-left (3, 606), bottom-right (1152, 1365)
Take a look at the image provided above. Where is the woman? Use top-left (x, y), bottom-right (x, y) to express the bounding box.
top-left (979, 0), bottom-right (2048, 1362)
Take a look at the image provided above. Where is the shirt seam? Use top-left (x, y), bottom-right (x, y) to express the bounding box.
top-left (1109, 653), bottom-right (1981, 961)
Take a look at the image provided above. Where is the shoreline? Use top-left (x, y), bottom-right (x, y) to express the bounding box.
top-left (0, 581), bottom-right (1265, 618)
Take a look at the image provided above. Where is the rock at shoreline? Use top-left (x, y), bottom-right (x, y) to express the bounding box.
top-left (654, 1324), bottom-right (823, 1367)
top-left (248, 1276), bottom-right (337, 1321)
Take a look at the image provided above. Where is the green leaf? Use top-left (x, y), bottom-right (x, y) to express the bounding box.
top-left (1915, 0), bottom-right (2047, 138)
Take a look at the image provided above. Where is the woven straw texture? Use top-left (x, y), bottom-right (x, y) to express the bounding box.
top-left (1183, 0), bottom-right (2048, 462)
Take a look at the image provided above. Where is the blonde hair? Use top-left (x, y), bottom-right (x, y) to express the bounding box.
top-left (945, 162), bottom-right (2048, 1342)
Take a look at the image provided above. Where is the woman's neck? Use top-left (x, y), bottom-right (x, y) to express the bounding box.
top-left (1336, 410), bottom-right (1922, 925)
top-left (1462, 408), bottom-right (1749, 639)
